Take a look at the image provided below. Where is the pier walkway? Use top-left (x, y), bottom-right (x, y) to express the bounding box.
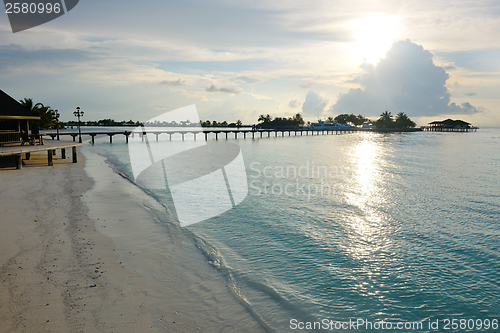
top-left (421, 126), bottom-right (478, 132)
top-left (43, 127), bottom-right (424, 144)
top-left (0, 141), bottom-right (81, 169)
top-left (43, 128), bottom-right (362, 144)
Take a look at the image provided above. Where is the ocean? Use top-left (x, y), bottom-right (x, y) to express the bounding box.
top-left (80, 127), bottom-right (500, 332)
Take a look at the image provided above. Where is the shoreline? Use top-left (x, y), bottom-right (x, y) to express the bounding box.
top-left (0, 146), bottom-right (269, 332)
top-left (81, 146), bottom-right (270, 333)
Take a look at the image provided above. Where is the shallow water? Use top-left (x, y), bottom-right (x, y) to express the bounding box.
top-left (83, 128), bottom-right (500, 332)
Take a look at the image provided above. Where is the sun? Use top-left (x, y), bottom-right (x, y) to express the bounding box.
top-left (349, 15), bottom-right (398, 65)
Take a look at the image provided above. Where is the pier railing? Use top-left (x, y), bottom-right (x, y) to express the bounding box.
top-left (421, 126), bottom-right (479, 132)
top-left (0, 131), bottom-right (21, 145)
top-left (42, 128), bottom-right (358, 144)
top-left (42, 127), bottom-right (428, 144)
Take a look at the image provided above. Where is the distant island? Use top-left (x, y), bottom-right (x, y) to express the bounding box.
top-left (256, 111), bottom-right (416, 129)
top-left (20, 97), bottom-right (416, 130)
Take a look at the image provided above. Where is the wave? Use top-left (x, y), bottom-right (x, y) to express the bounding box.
top-left (85, 143), bottom-right (275, 332)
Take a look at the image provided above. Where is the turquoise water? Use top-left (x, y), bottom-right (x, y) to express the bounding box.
top-left (87, 128), bottom-right (500, 332)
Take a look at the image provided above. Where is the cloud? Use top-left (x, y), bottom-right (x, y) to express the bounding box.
top-left (299, 83), bottom-right (313, 89)
top-left (234, 76), bottom-right (261, 84)
top-left (331, 40), bottom-right (481, 117)
top-left (160, 79), bottom-right (183, 85)
top-left (302, 91), bottom-right (328, 115)
top-left (464, 92), bottom-right (477, 96)
top-left (288, 100), bottom-right (299, 108)
top-left (205, 85), bottom-right (242, 94)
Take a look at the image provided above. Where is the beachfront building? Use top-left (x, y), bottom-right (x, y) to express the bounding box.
top-left (0, 89), bottom-right (40, 145)
top-left (0, 89), bottom-right (82, 169)
top-left (423, 119), bottom-right (478, 132)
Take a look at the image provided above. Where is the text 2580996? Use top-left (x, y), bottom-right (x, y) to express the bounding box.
top-left (5, 3), bottom-right (61, 14)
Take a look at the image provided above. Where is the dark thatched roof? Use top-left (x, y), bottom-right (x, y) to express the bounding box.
top-left (0, 89), bottom-right (40, 120)
top-left (429, 119), bottom-right (471, 126)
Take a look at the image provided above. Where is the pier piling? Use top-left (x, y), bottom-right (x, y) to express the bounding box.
top-left (16, 154), bottom-right (22, 170)
top-left (48, 150), bottom-right (53, 166)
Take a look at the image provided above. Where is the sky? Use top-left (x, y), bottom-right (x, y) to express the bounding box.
top-left (1, 0), bottom-right (499, 126)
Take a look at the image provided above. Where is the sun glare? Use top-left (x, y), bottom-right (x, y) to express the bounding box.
top-left (349, 15), bottom-right (397, 65)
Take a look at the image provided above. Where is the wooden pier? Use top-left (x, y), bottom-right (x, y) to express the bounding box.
top-left (42, 127), bottom-right (427, 143)
top-left (44, 128), bottom-right (358, 144)
top-left (421, 126), bottom-right (478, 132)
top-left (0, 141), bottom-right (81, 169)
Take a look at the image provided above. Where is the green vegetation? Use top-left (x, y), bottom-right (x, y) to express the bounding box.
top-left (198, 119), bottom-right (242, 127)
top-left (200, 120), bottom-right (239, 127)
top-left (374, 111), bottom-right (416, 128)
top-left (64, 119), bottom-right (142, 126)
top-left (80, 119), bottom-right (140, 126)
top-left (323, 111), bottom-right (416, 128)
top-left (19, 98), bottom-right (56, 131)
top-left (330, 114), bottom-right (370, 126)
top-left (258, 113), bottom-right (305, 127)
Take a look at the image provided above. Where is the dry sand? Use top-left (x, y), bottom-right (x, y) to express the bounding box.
top-left (0, 151), bottom-right (158, 332)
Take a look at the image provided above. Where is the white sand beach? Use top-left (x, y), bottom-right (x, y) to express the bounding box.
top-left (0, 149), bottom-right (268, 333)
top-left (0, 151), bottom-right (157, 332)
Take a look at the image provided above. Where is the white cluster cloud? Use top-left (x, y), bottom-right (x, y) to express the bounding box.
top-left (205, 85), bottom-right (242, 94)
top-left (302, 91), bottom-right (328, 116)
top-left (288, 100), bottom-right (299, 108)
top-left (331, 40), bottom-right (481, 117)
top-left (234, 76), bottom-right (261, 84)
top-left (160, 79), bottom-right (183, 85)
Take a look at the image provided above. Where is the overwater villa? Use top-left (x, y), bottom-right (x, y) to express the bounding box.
top-left (422, 119), bottom-right (478, 132)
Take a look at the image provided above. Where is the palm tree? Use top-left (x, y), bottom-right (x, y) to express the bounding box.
top-left (293, 113), bottom-right (304, 125)
top-left (380, 110), bottom-right (392, 121)
top-left (395, 112), bottom-right (416, 128)
top-left (20, 98), bottom-right (56, 131)
top-left (258, 114), bottom-right (272, 124)
top-left (20, 98), bottom-right (35, 112)
top-left (356, 114), bottom-right (368, 125)
top-left (375, 110), bottom-right (394, 128)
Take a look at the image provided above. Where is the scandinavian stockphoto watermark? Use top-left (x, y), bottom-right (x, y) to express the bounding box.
top-left (289, 318), bottom-right (499, 331)
top-left (4, 0), bottom-right (79, 33)
top-left (128, 105), bottom-right (248, 227)
top-left (249, 161), bottom-right (352, 200)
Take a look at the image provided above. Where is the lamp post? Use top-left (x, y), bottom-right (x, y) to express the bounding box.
top-left (54, 109), bottom-right (60, 140)
top-left (73, 107), bottom-right (84, 143)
